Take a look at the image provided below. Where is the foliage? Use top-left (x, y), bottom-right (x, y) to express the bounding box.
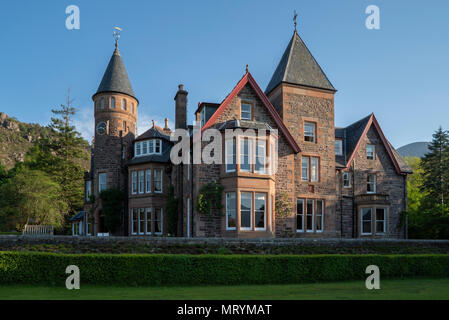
top-left (1, 252), bottom-right (448, 286)
top-left (164, 185), bottom-right (178, 236)
top-left (0, 168), bottom-right (67, 231)
top-left (196, 181), bottom-right (224, 215)
top-left (99, 189), bottom-right (125, 234)
top-left (420, 127), bottom-right (449, 207)
top-left (275, 192), bottom-right (293, 218)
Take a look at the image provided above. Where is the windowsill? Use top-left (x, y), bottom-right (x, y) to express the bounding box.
top-left (226, 228), bottom-right (237, 231)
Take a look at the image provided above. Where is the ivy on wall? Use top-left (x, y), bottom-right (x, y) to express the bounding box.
top-left (99, 188), bottom-right (125, 233)
top-left (196, 181), bottom-right (224, 216)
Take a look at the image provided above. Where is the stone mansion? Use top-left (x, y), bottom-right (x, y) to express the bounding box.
top-left (72, 26), bottom-right (412, 239)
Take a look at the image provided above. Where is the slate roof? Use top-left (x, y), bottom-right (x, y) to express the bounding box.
top-left (218, 119), bottom-right (276, 132)
top-left (134, 126), bottom-right (171, 142)
top-left (95, 47), bottom-right (136, 99)
top-left (266, 31), bottom-right (335, 94)
top-left (127, 147), bottom-right (172, 165)
top-left (70, 211), bottom-right (84, 222)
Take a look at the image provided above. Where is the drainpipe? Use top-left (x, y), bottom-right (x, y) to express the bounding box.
top-left (352, 161), bottom-right (356, 238)
top-left (404, 174), bottom-right (408, 239)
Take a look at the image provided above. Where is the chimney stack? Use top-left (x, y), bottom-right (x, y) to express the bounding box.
top-left (174, 84), bottom-right (188, 129)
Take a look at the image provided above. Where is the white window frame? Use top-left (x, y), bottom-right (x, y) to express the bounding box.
top-left (254, 193), bottom-right (266, 231)
top-left (361, 207), bottom-right (372, 235)
top-left (376, 208), bottom-right (386, 234)
top-left (138, 171), bottom-right (144, 194)
top-left (155, 139), bottom-right (162, 154)
top-left (131, 209), bottom-right (137, 235)
top-left (131, 171), bottom-right (137, 195)
top-left (316, 200), bottom-right (324, 233)
top-left (306, 199), bottom-right (314, 233)
top-left (225, 139), bottom-right (236, 172)
top-left (138, 208), bottom-right (145, 235)
top-left (343, 172), bottom-right (351, 188)
top-left (240, 138), bottom-right (252, 172)
top-left (145, 170), bottom-right (151, 193)
top-left (145, 208), bottom-right (152, 235)
top-left (367, 144), bottom-right (375, 160)
top-left (304, 122), bottom-right (316, 142)
top-left (240, 192), bottom-right (253, 231)
top-left (142, 140), bottom-right (148, 154)
top-left (296, 199), bottom-right (304, 232)
top-left (241, 103), bottom-right (252, 120)
top-left (367, 174), bottom-right (376, 194)
top-left (255, 140), bottom-right (266, 174)
top-left (154, 169), bottom-right (163, 193)
top-left (335, 139), bottom-right (343, 156)
top-left (154, 208), bottom-right (163, 235)
top-left (225, 192), bottom-right (236, 231)
top-left (301, 157), bottom-right (309, 181)
top-left (311, 157), bottom-right (319, 182)
top-left (98, 173), bottom-right (107, 193)
top-left (135, 142), bottom-right (141, 156)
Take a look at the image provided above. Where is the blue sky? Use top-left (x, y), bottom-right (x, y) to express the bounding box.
top-left (1, 0), bottom-right (448, 147)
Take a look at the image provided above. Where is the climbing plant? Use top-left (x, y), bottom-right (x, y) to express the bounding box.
top-left (196, 181), bottom-right (224, 216)
top-left (99, 188), bottom-right (125, 233)
top-left (275, 192), bottom-right (293, 218)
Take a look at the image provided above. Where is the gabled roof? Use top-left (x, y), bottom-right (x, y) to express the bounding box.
top-left (135, 126), bottom-right (171, 142)
top-left (202, 71), bottom-right (301, 153)
top-left (266, 30), bottom-right (336, 94)
top-left (94, 46), bottom-right (136, 100)
top-left (70, 211), bottom-right (84, 222)
top-left (340, 114), bottom-right (412, 174)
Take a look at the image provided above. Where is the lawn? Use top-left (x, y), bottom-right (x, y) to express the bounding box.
top-left (1, 278), bottom-right (448, 300)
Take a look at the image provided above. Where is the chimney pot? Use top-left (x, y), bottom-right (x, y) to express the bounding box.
top-left (178, 84), bottom-right (184, 91)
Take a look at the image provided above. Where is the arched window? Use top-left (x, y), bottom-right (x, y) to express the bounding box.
top-left (110, 97), bottom-right (116, 109)
top-left (123, 121), bottom-right (127, 132)
top-left (131, 103), bottom-right (134, 114)
top-left (122, 99), bottom-right (127, 110)
top-left (100, 98), bottom-right (105, 109)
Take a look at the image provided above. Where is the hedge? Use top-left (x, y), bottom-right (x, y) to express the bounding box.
top-left (0, 252), bottom-right (448, 286)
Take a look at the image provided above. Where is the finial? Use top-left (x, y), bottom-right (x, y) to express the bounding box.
top-left (152, 120), bottom-right (155, 128)
top-left (293, 10), bottom-right (298, 31)
top-left (246, 64), bottom-right (249, 73)
top-left (113, 26), bottom-right (123, 49)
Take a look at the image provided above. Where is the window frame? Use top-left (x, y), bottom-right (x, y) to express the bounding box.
top-left (240, 137), bottom-right (252, 172)
top-left (154, 169), bottom-right (163, 193)
top-left (225, 192), bottom-right (237, 231)
top-left (335, 139), bottom-right (343, 156)
top-left (304, 122), bottom-right (316, 143)
top-left (343, 172), bottom-right (351, 188)
top-left (367, 173), bottom-right (376, 194)
top-left (138, 170), bottom-right (144, 194)
top-left (255, 140), bottom-right (267, 174)
top-left (366, 144), bottom-right (375, 160)
top-left (145, 170), bottom-right (151, 194)
top-left (131, 171), bottom-right (137, 195)
top-left (122, 98), bottom-right (127, 110)
top-left (376, 208), bottom-right (386, 234)
top-left (131, 208), bottom-right (138, 235)
top-left (110, 97), bottom-right (116, 109)
top-left (154, 208), bottom-right (163, 235)
top-left (361, 207), bottom-right (373, 235)
top-left (240, 192), bottom-right (253, 231)
top-left (301, 156), bottom-right (320, 182)
top-left (316, 200), bottom-right (324, 233)
top-left (145, 208), bottom-right (152, 235)
top-left (98, 173), bottom-right (107, 193)
top-left (296, 199), bottom-right (304, 232)
top-left (254, 193), bottom-right (266, 231)
top-left (240, 102), bottom-right (252, 121)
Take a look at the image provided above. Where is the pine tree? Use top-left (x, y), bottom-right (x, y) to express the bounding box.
top-left (26, 89), bottom-right (88, 218)
top-left (420, 127), bottom-right (449, 207)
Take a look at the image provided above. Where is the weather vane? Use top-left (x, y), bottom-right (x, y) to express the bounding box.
top-left (113, 26), bottom-right (123, 48)
top-left (293, 10), bottom-right (298, 31)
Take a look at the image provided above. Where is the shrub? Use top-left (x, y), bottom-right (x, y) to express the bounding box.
top-left (0, 252), bottom-right (448, 286)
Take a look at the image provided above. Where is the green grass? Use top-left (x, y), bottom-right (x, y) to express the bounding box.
top-left (1, 278), bottom-right (448, 300)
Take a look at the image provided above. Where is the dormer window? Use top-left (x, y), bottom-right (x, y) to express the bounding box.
top-left (122, 99), bottom-right (127, 110)
top-left (335, 139), bottom-right (343, 156)
top-left (134, 139), bottom-right (163, 157)
top-left (241, 103), bottom-right (252, 120)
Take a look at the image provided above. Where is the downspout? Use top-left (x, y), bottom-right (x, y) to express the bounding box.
top-left (404, 174), bottom-right (408, 239)
top-left (352, 161), bottom-right (356, 238)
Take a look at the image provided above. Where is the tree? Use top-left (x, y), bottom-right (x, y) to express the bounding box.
top-left (0, 168), bottom-right (67, 231)
top-left (420, 127), bottom-right (449, 207)
top-left (25, 89), bottom-right (88, 217)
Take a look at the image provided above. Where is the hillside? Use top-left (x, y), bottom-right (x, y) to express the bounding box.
top-left (0, 112), bottom-right (90, 170)
top-left (397, 142), bottom-right (430, 158)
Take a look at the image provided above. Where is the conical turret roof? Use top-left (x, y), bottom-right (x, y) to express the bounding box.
top-left (95, 46), bottom-right (136, 99)
top-left (266, 30), bottom-right (335, 94)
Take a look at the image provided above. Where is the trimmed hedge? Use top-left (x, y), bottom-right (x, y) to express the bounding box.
top-left (0, 252), bottom-right (448, 286)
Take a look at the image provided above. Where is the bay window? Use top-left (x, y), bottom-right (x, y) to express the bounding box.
top-left (131, 208), bottom-right (138, 235)
top-left (145, 208), bottom-right (152, 234)
top-left (240, 138), bottom-right (252, 172)
top-left (376, 208), bottom-right (386, 233)
top-left (154, 208), bottom-right (163, 234)
top-left (297, 199), bottom-right (304, 232)
top-left (131, 171), bottom-right (137, 195)
top-left (134, 139), bottom-right (163, 157)
top-left (254, 193), bottom-right (266, 230)
top-left (255, 140), bottom-right (266, 174)
top-left (139, 208), bottom-right (145, 235)
top-left (145, 170), bottom-right (151, 193)
top-left (361, 208), bottom-right (372, 235)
